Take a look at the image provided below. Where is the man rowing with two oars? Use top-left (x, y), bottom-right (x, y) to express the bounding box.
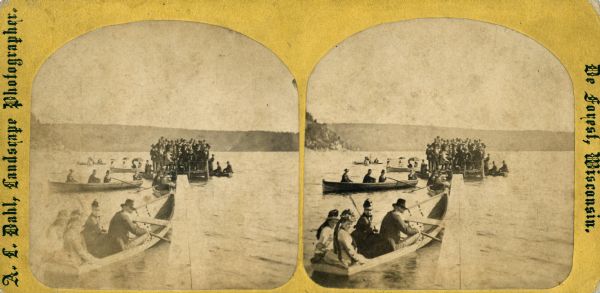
top-left (106, 199), bottom-right (149, 255)
top-left (377, 198), bottom-right (420, 255)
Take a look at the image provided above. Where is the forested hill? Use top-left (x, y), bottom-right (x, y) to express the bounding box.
top-left (327, 123), bottom-right (573, 151)
top-left (31, 117), bottom-right (298, 152)
top-left (305, 112), bottom-right (354, 150)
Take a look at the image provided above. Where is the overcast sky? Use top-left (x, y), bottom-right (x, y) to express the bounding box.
top-left (308, 18), bottom-right (573, 132)
top-left (33, 21), bottom-right (298, 132)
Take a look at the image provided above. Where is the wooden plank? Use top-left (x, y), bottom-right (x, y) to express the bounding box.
top-left (132, 217), bottom-right (170, 226)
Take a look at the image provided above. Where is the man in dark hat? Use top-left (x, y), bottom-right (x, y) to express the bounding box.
top-left (88, 169), bottom-right (101, 183)
top-left (82, 199), bottom-right (108, 257)
top-left (341, 169), bottom-right (352, 183)
top-left (352, 199), bottom-right (380, 257)
top-left (223, 161), bottom-right (233, 174)
top-left (362, 169), bottom-right (376, 183)
top-left (66, 169), bottom-right (77, 183)
top-left (378, 170), bottom-right (386, 183)
top-left (378, 198), bottom-right (419, 255)
top-left (106, 199), bottom-right (148, 255)
top-left (499, 160), bottom-right (509, 173)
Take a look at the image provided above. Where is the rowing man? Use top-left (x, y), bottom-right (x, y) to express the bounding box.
top-left (378, 198), bottom-right (420, 255)
top-left (106, 199), bottom-right (149, 255)
top-left (341, 169), bottom-right (352, 183)
top-left (362, 169), bottom-right (376, 183)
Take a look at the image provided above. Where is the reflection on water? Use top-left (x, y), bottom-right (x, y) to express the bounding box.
top-left (304, 151), bottom-right (573, 289)
top-left (30, 151), bottom-right (298, 290)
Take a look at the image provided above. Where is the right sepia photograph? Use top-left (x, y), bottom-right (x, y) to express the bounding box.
top-left (303, 18), bottom-right (574, 290)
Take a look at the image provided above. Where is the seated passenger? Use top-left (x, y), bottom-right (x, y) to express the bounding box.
top-left (362, 169), bottom-right (376, 183)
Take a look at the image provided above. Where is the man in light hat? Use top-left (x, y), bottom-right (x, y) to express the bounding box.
top-left (378, 198), bottom-right (419, 254)
top-left (106, 199), bottom-right (148, 255)
top-left (352, 199), bottom-right (380, 257)
top-left (341, 169), bottom-right (352, 183)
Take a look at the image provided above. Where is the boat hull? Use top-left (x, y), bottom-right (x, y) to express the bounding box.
top-left (49, 180), bottom-right (143, 193)
top-left (386, 166), bottom-right (412, 173)
top-left (322, 179), bottom-right (417, 193)
top-left (110, 167), bottom-right (144, 173)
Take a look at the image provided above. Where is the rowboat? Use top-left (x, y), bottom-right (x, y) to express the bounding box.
top-left (212, 172), bottom-right (233, 178)
top-left (49, 180), bottom-right (143, 192)
top-left (353, 161), bottom-right (383, 166)
top-left (322, 179), bottom-right (417, 193)
top-left (487, 170), bottom-right (509, 177)
top-left (386, 166), bottom-right (412, 173)
top-left (43, 193), bottom-right (175, 276)
top-left (311, 189), bottom-right (449, 276)
top-left (464, 168), bottom-right (484, 181)
top-left (110, 167), bottom-right (144, 173)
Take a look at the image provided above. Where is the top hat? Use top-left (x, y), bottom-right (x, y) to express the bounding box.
top-left (121, 199), bottom-right (136, 210)
top-left (363, 199), bottom-right (373, 210)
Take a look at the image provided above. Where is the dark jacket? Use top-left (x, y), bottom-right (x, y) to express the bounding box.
top-left (379, 210), bottom-right (418, 253)
top-left (107, 211), bottom-right (147, 254)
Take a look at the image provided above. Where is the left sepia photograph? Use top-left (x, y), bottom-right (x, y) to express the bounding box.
top-left (29, 21), bottom-right (299, 290)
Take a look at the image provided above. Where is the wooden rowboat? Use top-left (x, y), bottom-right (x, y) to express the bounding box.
top-left (464, 168), bottom-right (484, 181)
top-left (353, 161), bottom-right (383, 165)
top-left (311, 190), bottom-right (449, 276)
top-left (212, 172), bottom-right (233, 178)
top-left (49, 180), bottom-right (143, 193)
top-left (110, 167), bottom-right (144, 173)
top-left (322, 179), bottom-right (417, 193)
top-left (43, 193), bottom-right (175, 276)
top-left (386, 166), bottom-right (412, 173)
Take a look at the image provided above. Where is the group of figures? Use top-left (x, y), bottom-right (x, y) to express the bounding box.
top-left (45, 198), bottom-right (157, 266)
top-left (150, 137), bottom-right (211, 172)
top-left (311, 184), bottom-right (449, 267)
top-left (425, 136), bottom-right (509, 176)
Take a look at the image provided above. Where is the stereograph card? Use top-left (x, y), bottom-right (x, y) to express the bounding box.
top-left (0, 1), bottom-right (597, 293)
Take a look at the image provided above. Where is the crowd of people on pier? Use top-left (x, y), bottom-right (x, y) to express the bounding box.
top-left (150, 137), bottom-right (211, 172)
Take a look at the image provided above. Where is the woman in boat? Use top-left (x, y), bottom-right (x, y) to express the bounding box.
top-left (341, 169), bottom-right (352, 183)
top-left (378, 170), bottom-right (386, 183)
top-left (63, 210), bottom-right (97, 265)
top-left (377, 198), bottom-right (420, 255)
top-left (362, 169), bottom-right (376, 183)
top-left (103, 170), bottom-right (111, 183)
top-left (352, 199), bottom-right (380, 257)
top-left (82, 200), bottom-right (108, 257)
top-left (311, 209), bottom-right (339, 263)
top-left (332, 209), bottom-right (367, 266)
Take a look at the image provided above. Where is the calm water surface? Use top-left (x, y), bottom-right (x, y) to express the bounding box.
top-left (304, 150), bottom-right (573, 289)
top-left (30, 151), bottom-right (298, 290)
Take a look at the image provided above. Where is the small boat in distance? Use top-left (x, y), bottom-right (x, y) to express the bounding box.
top-left (385, 166), bottom-right (412, 173)
top-left (110, 167), bottom-right (144, 174)
top-left (49, 180), bottom-right (143, 193)
top-left (322, 179), bottom-right (417, 193)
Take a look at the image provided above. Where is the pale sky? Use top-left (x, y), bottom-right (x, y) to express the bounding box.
top-left (308, 18), bottom-right (573, 132)
top-left (33, 21), bottom-right (298, 132)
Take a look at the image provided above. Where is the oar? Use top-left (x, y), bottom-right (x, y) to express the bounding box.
top-left (132, 185), bottom-right (155, 193)
top-left (403, 186), bottom-right (428, 193)
top-left (386, 177), bottom-right (402, 182)
top-left (347, 194), bottom-right (362, 216)
top-left (149, 232), bottom-right (171, 243)
top-left (420, 231), bottom-right (441, 242)
top-left (111, 177), bottom-right (140, 187)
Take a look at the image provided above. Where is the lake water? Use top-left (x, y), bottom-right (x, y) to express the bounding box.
top-left (29, 151), bottom-right (298, 290)
top-left (303, 150), bottom-right (573, 289)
